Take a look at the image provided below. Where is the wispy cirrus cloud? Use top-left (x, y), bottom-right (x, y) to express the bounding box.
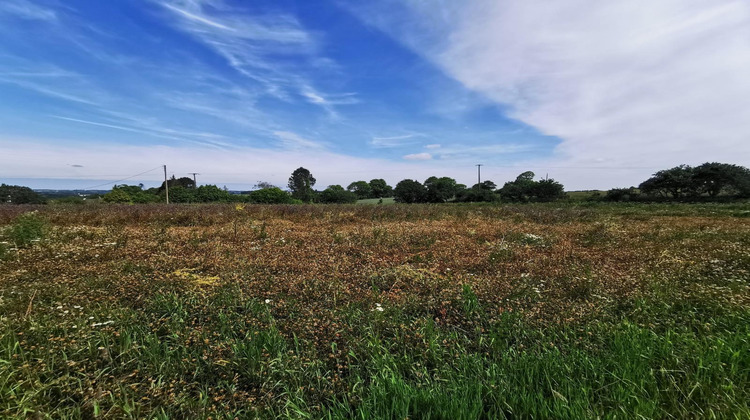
top-left (370, 133), bottom-right (425, 148)
top-left (0, 0), bottom-right (57, 21)
top-left (273, 130), bottom-right (325, 151)
top-left (155, 0), bottom-right (354, 119)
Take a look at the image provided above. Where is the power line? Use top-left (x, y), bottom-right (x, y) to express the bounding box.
top-left (83, 166), bottom-right (164, 190)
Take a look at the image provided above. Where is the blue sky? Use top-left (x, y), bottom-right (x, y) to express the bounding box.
top-left (1, 0), bottom-right (749, 190)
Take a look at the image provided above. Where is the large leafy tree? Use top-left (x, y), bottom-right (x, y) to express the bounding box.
top-left (693, 162), bottom-right (750, 197)
top-left (499, 172), bottom-right (565, 202)
top-left (160, 176), bottom-right (195, 191)
top-left (288, 167), bottom-right (316, 203)
top-left (319, 185), bottom-right (357, 203)
top-left (393, 179), bottom-right (427, 203)
top-left (195, 185), bottom-right (231, 202)
top-left (0, 184), bottom-right (46, 204)
top-left (347, 181), bottom-right (372, 200)
top-left (369, 179), bottom-right (393, 198)
top-left (424, 176), bottom-right (459, 203)
top-left (249, 187), bottom-right (294, 204)
top-left (455, 181), bottom-right (498, 202)
top-left (638, 165), bottom-right (696, 198)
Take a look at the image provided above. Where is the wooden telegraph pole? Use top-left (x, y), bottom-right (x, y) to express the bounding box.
top-left (164, 165), bottom-right (169, 204)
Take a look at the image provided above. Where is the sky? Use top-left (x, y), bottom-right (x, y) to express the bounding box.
top-left (1, 0), bottom-right (749, 191)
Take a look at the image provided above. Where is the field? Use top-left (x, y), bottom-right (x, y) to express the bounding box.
top-left (1, 203), bottom-right (749, 419)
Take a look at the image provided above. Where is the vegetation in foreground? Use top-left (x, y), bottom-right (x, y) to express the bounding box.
top-left (1, 203), bottom-right (749, 419)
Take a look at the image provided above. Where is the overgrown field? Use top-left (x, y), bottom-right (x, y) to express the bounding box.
top-left (1, 203), bottom-right (749, 419)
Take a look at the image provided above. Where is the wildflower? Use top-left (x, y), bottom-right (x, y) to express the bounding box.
top-left (265, 299), bottom-right (272, 304)
top-left (92, 320), bottom-right (115, 327)
top-left (373, 303), bottom-right (384, 312)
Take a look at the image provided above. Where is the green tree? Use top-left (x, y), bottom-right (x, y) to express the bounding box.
top-left (288, 167), bottom-right (316, 203)
top-left (424, 176), bottom-right (459, 203)
top-left (102, 188), bottom-right (132, 203)
top-left (160, 176), bottom-right (195, 191)
top-left (393, 179), bottom-right (427, 203)
top-left (639, 165), bottom-right (695, 198)
top-left (320, 185), bottom-right (357, 203)
top-left (604, 187), bottom-right (639, 202)
top-left (347, 181), bottom-right (372, 200)
top-left (249, 187), bottom-right (294, 204)
top-left (533, 178), bottom-right (566, 202)
top-left (455, 181), bottom-right (499, 202)
top-left (693, 162), bottom-right (750, 197)
top-left (166, 187), bottom-right (197, 203)
top-left (499, 172), bottom-right (565, 202)
top-left (0, 184), bottom-right (46, 204)
top-left (368, 179), bottom-right (393, 198)
top-left (195, 185), bottom-right (231, 202)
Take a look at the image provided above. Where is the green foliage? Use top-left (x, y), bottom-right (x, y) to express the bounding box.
top-left (249, 187), bottom-right (294, 204)
top-left (499, 172), bottom-right (566, 202)
top-left (0, 184), bottom-right (46, 204)
top-left (604, 187), bottom-right (640, 202)
top-left (639, 165), bottom-right (696, 198)
top-left (288, 167), bottom-right (316, 203)
top-left (54, 196), bottom-right (86, 205)
top-left (393, 179), bottom-right (427, 203)
top-left (424, 176), bottom-right (460, 203)
top-left (347, 181), bottom-right (372, 199)
top-left (167, 186), bottom-right (197, 203)
top-left (195, 185), bottom-right (231, 203)
top-left (319, 185), bottom-right (358, 203)
top-left (160, 176), bottom-right (195, 191)
top-left (369, 179), bottom-right (393, 198)
top-left (5, 211), bottom-right (47, 247)
top-left (639, 162), bottom-right (750, 200)
top-left (455, 181), bottom-right (499, 203)
top-left (102, 188), bottom-right (132, 203)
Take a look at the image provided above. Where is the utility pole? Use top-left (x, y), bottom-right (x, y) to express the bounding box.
top-left (164, 165), bottom-right (169, 204)
top-left (476, 164), bottom-right (483, 185)
top-left (188, 172), bottom-right (200, 188)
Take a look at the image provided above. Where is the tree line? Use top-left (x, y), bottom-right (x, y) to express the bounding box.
top-left (2, 162), bottom-right (748, 205)
top-left (598, 162), bottom-right (750, 202)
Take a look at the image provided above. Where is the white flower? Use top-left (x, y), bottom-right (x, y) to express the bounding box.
top-left (92, 320), bottom-right (115, 327)
top-left (73, 305), bottom-right (82, 309)
top-left (374, 303), bottom-right (384, 312)
top-left (265, 299), bottom-right (272, 304)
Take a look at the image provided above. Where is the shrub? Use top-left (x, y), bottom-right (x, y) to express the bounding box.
top-left (249, 187), bottom-right (295, 204)
top-left (6, 211), bottom-right (47, 248)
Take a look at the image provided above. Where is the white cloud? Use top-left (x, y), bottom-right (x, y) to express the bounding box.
top-left (349, 0), bottom-right (750, 188)
top-left (272, 131), bottom-right (325, 150)
top-left (424, 144), bottom-right (441, 149)
top-left (403, 152), bottom-right (432, 161)
top-left (370, 133), bottom-right (424, 148)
